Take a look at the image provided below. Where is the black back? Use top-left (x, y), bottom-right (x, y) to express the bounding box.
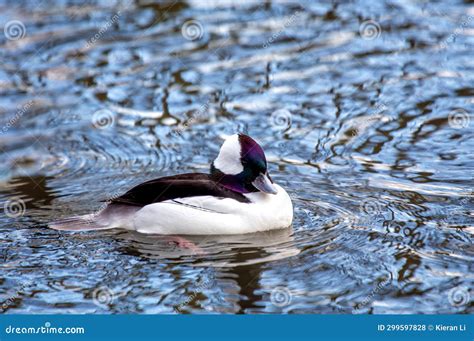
top-left (109, 173), bottom-right (250, 206)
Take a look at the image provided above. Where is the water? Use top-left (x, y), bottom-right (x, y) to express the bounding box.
top-left (0, 0), bottom-right (473, 314)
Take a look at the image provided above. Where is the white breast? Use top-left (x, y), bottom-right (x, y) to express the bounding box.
top-left (131, 184), bottom-right (293, 235)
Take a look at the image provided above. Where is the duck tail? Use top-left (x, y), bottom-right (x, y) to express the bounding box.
top-left (49, 214), bottom-right (112, 231)
top-left (49, 204), bottom-right (140, 231)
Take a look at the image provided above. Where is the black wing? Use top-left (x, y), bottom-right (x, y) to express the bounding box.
top-left (109, 173), bottom-right (250, 206)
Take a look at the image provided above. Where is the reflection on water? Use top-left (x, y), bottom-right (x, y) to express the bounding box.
top-left (120, 228), bottom-right (299, 267)
top-left (0, 0), bottom-right (473, 313)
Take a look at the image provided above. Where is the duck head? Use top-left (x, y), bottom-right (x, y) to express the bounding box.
top-left (210, 134), bottom-right (278, 194)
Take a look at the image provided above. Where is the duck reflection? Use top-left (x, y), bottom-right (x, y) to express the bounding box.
top-left (118, 227), bottom-right (299, 267)
top-left (117, 227), bottom-right (299, 312)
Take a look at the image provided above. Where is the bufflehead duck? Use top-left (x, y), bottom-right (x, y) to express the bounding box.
top-left (50, 134), bottom-right (293, 235)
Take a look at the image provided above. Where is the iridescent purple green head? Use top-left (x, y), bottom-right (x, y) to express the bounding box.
top-left (210, 134), bottom-right (278, 194)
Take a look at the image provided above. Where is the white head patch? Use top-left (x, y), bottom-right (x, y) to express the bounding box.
top-left (213, 134), bottom-right (244, 175)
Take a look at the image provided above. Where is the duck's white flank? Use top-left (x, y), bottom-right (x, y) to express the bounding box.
top-left (114, 184), bottom-right (293, 235)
